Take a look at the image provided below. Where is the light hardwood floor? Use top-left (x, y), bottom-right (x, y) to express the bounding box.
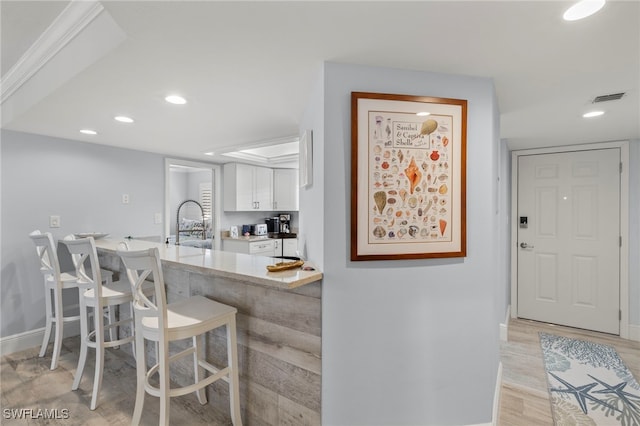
top-left (0, 336), bottom-right (232, 425)
top-left (498, 318), bottom-right (640, 426)
top-left (2, 320), bottom-right (638, 425)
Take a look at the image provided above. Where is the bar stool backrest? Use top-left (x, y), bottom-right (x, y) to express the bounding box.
top-left (61, 236), bottom-right (103, 297)
top-left (117, 247), bottom-right (168, 331)
top-left (29, 230), bottom-right (61, 281)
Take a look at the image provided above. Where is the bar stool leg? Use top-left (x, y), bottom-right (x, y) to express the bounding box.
top-left (39, 284), bottom-right (53, 358)
top-left (90, 308), bottom-right (106, 410)
top-left (227, 318), bottom-right (242, 426)
top-left (50, 284), bottom-right (65, 370)
top-left (131, 324), bottom-right (146, 426)
top-left (159, 339), bottom-right (170, 426)
top-left (193, 335), bottom-right (207, 405)
top-left (72, 296), bottom-right (89, 391)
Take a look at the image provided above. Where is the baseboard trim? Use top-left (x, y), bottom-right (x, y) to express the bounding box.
top-left (630, 324), bottom-right (640, 342)
top-left (491, 362), bottom-right (503, 426)
top-left (0, 323), bottom-right (81, 356)
top-left (499, 305), bottom-right (511, 342)
top-left (464, 361), bottom-right (502, 426)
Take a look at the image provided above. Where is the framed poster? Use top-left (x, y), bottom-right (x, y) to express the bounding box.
top-left (299, 129), bottom-right (313, 188)
top-left (351, 92), bottom-right (467, 261)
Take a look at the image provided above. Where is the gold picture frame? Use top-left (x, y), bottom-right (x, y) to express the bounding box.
top-left (351, 92), bottom-right (467, 261)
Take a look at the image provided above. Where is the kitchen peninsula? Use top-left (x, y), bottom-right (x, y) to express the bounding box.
top-left (94, 237), bottom-right (322, 425)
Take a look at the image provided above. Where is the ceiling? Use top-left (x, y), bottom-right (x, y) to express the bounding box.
top-left (1, 1), bottom-right (638, 164)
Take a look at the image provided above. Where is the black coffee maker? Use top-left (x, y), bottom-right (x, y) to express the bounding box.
top-left (265, 217), bottom-right (280, 234)
top-left (279, 214), bottom-right (292, 234)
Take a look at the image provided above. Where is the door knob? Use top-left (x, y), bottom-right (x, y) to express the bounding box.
top-left (520, 242), bottom-right (534, 249)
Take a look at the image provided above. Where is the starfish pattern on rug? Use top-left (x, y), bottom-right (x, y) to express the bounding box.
top-left (549, 372), bottom-right (620, 415)
top-left (588, 374), bottom-right (640, 413)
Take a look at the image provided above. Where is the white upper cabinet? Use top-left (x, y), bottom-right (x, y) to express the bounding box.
top-left (224, 163), bottom-right (273, 211)
top-left (273, 169), bottom-right (299, 211)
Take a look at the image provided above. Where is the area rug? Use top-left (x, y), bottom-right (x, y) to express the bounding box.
top-left (540, 332), bottom-right (640, 425)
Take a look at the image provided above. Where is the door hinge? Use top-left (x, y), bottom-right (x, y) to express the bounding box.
top-left (620, 162), bottom-right (623, 173)
top-left (619, 310), bottom-right (622, 321)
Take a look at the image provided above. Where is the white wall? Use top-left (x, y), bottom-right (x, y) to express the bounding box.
top-left (318, 63), bottom-right (503, 425)
top-left (0, 130), bottom-right (165, 338)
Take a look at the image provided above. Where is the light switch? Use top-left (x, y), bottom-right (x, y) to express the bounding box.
top-left (49, 215), bottom-right (60, 228)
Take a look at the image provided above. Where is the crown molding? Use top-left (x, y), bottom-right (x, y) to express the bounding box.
top-left (1, 1), bottom-right (104, 104)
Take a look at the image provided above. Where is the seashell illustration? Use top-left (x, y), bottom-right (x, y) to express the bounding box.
top-left (391, 165), bottom-right (399, 173)
top-left (386, 207), bottom-right (393, 217)
top-left (408, 197), bottom-right (417, 208)
top-left (388, 190), bottom-right (398, 195)
top-left (404, 157), bottom-right (422, 194)
top-left (396, 211), bottom-right (403, 217)
top-left (409, 226), bottom-right (419, 237)
top-left (422, 161), bottom-right (429, 171)
top-left (388, 197), bottom-right (396, 204)
top-left (374, 172), bottom-right (381, 181)
top-left (381, 162), bottom-right (389, 169)
top-left (439, 208), bottom-right (447, 215)
top-left (439, 174), bottom-right (448, 181)
top-left (420, 228), bottom-right (429, 237)
top-left (374, 145), bottom-right (382, 154)
top-left (373, 191), bottom-right (386, 213)
top-left (373, 226), bottom-right (386, 238)
top-left (421, 119), bottom-right (438, 136)
top-left (425, 200), bottom-right (433, 212)
top-left (418, 207), bottom-right (423, 217)
top-left (439, 219), bottom-right (447, 236)
top-left (384, 150), bottom-right (391, 159)
top-left (442, 136), bottom-right (449, 147)
top-left (439, 198), bottom-right (447, 206)
top-left (428, 187), bottom-right (437, 192)
top-left (397, 228), bottom-right (407, 238)
top-left (373, 217), bottom-right (382, 224)
top-left (388, 231), bottom-right (395, 238)
top-left (439, 184), bottom-right (448, 195)
top-left (400, 220), bottom-right (408, 226)
top-left (398, 149), bottom-right (404, 164)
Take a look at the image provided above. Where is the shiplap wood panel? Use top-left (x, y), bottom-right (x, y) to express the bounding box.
top-left (99, 251), bottom-right (322, 425)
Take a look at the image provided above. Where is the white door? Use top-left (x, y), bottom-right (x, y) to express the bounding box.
top-left (517, 148), bottom-right (620, 334)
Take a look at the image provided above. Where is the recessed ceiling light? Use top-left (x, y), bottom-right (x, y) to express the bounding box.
top-left (416, 111), bottom-right (430, 117)
top-left (80, 129), bottom-right (97, 135)
top-left (114, 115), bottom-right (134, 123)
top-left (563, 0), bottom-right (606, 21)
top-left (583, 110), bottom-right (605, 118)
top-left (165, 95), bottom-right (187, 105)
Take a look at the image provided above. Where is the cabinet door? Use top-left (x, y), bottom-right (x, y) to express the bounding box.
top-left (282, 238), bottom-right (298, 257)
top-left (224, 163), bottom-right (255, 211)
top-left (273, 239), bottom-right (283, 257)
top-left (254, 166), bottom-right (273, 211)
top-left (273, 169), bottom-right (299, 211)
top-left (236, 163), bottom-right (256, 210)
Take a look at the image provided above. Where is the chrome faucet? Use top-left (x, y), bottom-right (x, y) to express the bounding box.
top-left (175, 199), bottom-right (206, 245)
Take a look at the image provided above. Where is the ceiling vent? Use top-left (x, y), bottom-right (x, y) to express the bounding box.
top-left (592, 92), bottom-right (625, 103)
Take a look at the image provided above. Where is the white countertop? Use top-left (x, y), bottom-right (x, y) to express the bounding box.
top-left (94, 237), bottom-right (322, 290)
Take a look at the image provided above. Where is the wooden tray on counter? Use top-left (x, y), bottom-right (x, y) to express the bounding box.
top-left (266, 260), bottom-right (304, 272)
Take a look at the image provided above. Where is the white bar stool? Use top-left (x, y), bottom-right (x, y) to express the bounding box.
top-left (118, 246), bottom-right (242, 426)
top-left (62, 235), bottom-right (143, 410)
top-left (29, 230), bottom-right (81, 370)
